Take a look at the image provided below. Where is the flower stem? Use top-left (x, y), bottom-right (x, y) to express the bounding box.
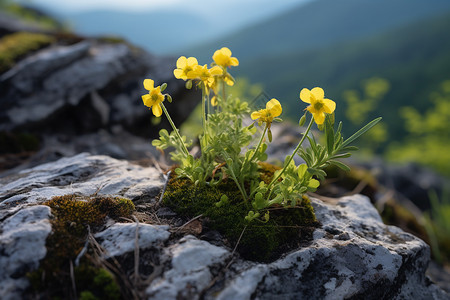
top-left (201, 85), bottom-right (208, 143)
top-left (267, 116), bottom-right (314, 191)
top-left (222, 77), bottom-right (226, 105)
top-left (161, 102), bottom-right (189, 156)
top-left (248, 123), bottom-right (268, 163)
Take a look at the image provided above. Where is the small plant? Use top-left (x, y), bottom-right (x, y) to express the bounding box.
top-left (422, 188), bottom-right (450, 264)
top-left (143, 47), bottom-right (381, 224)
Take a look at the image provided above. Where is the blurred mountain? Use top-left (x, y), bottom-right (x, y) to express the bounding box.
top-left (56, 10), bottom-right (212, 54)
top-left (236, 10), bottom-right (450, 140)
top-left (187, 0), bottom-right (450, 63)
top-left (185, 0), bottom-right (450, 145)
top-left (44, 0), bottom-right (306, 55)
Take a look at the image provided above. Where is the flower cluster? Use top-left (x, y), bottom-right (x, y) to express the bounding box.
top-left (142, 47), bottom-right (381, 223)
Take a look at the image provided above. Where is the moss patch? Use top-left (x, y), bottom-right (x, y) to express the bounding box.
top-left (0, 31), bottom-right (55, 73)
top-left (163, 164), bottom-right (318, 262)
top-left (27, 195), bottom-right (134, 299)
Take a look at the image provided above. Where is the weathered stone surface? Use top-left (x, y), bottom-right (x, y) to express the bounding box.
top-left (0, 153), bottom-right (164, 219)
top-left (146, 235), bottom-right (231, 299)
top-left (143, 195), bottom-right (448, 300)
top-left (0, 37), bottom-right (198, 136)
top-left (95, 223), bottom-right (170, 258)
top-left (0, 11), bottom-right (200, 147)
top-left (0, 205), bottom-right (52, 300)
top-left (0, 153), bottom-right (447, 299)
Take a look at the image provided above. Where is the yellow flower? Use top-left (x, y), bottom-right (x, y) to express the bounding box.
top-left (300, 87), bottom-right (336, 125)
top-left (142, 79), bottom-right (165, 117)
top-left (223, 73), bottom-right (235, 86)
top-left (213, 47), bottom-right (239, 68)
top-left (173, 56), bottom-right (198, 80)
top-left (188, 64), bottom-right (223, 88)
top-left (251, 98), bottom-right (282, 124)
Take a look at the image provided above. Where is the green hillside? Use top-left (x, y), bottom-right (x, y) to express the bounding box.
top-left (186, 0), bottom-right (450, 63)
top-left (237, 10), bottom-right (450, 141)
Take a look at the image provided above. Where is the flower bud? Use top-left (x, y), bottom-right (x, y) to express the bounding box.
top-left (185, 80), bottom-right (193, 89)
top-left (160, 82), bottom-right (167, 92)
top-left (299, 114), bottom-right (306, 126)
top-left (166, 94), bottom-right (172, 103)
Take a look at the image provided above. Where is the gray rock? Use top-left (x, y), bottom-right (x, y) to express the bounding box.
top-left (146, 235), bottom-right (231, 300)
top-left (0, 153), bottom-right (164, 219)
top-left (95, 223), bottom-right (170, 258)
top-left (0, 153), bottom-right (447, 299)
top-left (0, 36), bottom-right (198, 137)
top-left (144, 195), bottom-right (447, 300)
top-left (0, 205), bottom-right (52, 300)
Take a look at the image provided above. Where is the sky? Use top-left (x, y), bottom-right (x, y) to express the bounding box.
top-left (15, 0), bottom-right (308, 16)
top-left (13, 0), bottom-right (312, 54)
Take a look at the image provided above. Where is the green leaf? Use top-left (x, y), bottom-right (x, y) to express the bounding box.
top-left (330, 153), bottom-right (351, 159)
top-left (308, 179), bottom-right (320, 188)
top-left (341, 146), bottom-right (359, 152)
top-left (329, 160), bottom-right (351, 172)
top-left (297, 164), bottom-right (307, 178)
top-left (263, 212), bottom-right (270, 222)
top-left (325, 116), bottom-right (334, 155)
top-left (342, 117), bottom-right (382, 147)
top-left (307, 135), bottom-right (318, 154)
top-left (307, 167), bottom-right (327, 179)
top-left (336, 121), bottom-right (343, 134)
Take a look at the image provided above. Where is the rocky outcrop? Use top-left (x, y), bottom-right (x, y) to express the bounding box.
top-left (0, 153), bottom-right (447, 299)
top-left (0, 37), bottom-right (197, 136)
top-left (0, 15), bottom-right (199, 171)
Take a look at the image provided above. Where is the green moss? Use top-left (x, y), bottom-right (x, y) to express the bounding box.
top-left (0, 31), bottom-right (55, 73)
top-left (27, 195), bottom-right (134, 299)
top-left (163, 164), bottom-right (318, 262)
top-left (76, 266), bottom-right (121, 300)
top-left (3, 3), bottom-right (63, 30)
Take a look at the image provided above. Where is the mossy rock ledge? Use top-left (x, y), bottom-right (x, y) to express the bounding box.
top-left (162, 167), bottom-right (319, 262)
top-left (0, 153), bottom-right (448, 299)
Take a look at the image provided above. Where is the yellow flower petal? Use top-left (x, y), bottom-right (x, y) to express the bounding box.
top-left (152, 104), bottom-right (162, 117)
top-left (142, 94), bottom-right (151, 107)
top-left (300, 88), bottom-right (311, 103)
top-left (173, 69), bottom-right (184, 79)
top-left (229, 57), bottom-right (239, 66)
top-left (213, 47), bottom-right (238, 68)
top-left (221, 47), bottom-right (232, 56)
top-left (176, 56), bottom-right (187, 69)
top-left (266, 98), bottom-right (282, 117)
top-left (210, 66), bottom-right (223, 76)
top-left (323, 98), bottom-right (336, 114)
top-left (224, 76), bottom-right (234, 86)
top-left (251, 111), bottom-right (261, 120)
top-left (311, 87), bottom-right (324, 100)
top-left (313, 112), bottom-right (325, 125)
top-left (187, 57), bottom-right (198, 66)
top-left (211, 96), bottom-right (218, 106)
top-left (143, 79), bottom-right (154, 91)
